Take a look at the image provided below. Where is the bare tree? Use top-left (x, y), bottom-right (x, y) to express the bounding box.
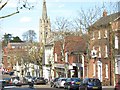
top-left (73, 2), bottom-right (119, 81)
top-left (0, 0), bottom-right (35, 19)
top-left (22, 30), bottom-right (37, 43)
top-left (27, 42), bottom-right (43, 76)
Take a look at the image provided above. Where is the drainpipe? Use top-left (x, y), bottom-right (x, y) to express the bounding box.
top-left (110, 60), bottom-right (112, 85)
top-left (0, 38), bottom-right (2, 80)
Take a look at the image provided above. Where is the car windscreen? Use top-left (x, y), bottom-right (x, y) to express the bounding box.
top-left (12, 77), bottom-right (20, 80)
top-left (88, 79), bottom-right (101, 86)
top-left (71, 78), bottom-right (81, 82)
top-left (61, 79), bottom-right (66, 81)
top-left (54, 78), bottom-right (59, 82)
top-left (3, 78), bottom-right (10, 80)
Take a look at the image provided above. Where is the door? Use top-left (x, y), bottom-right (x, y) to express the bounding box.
top-left (97, 60), bottom-right (102, 82)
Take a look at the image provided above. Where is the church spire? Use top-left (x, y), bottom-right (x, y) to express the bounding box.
top-left (42, 0), bottom-right (47, 19)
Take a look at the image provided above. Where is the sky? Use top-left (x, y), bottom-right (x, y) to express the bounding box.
top-left (0, 0), bottom-right (119, 41)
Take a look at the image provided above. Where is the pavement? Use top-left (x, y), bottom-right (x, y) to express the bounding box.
top-left (102, 86), bottom-right (115, 88)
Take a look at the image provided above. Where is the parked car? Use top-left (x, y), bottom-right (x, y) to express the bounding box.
top-left (0, 80), bottom-right (6, 89)
top-left (50, 77), bottom-right (59, 87)
top-left (34, 77), bottom-right (46, 85)
top-left (64, 77), bottom-right (82, 90)
top-left (45, 79), bottom-right (48, 84)
top-left (55, 78), bottom-right (66, 88)
top-left (79, 78), bottom-right (102, 90)
top-left (32, 77), bottom-right (37, 82)
top-left (23, 76), bottom-right (32, 84)
top-left (115, 80), bottom-right (120, 90)
top-left (3, 78), bottom-right (11, 85)
top-left (10, 76), bottom-right (22, 86)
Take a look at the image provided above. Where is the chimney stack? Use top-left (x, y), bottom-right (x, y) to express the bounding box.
top-left (103, 9), bottom-right (107, 17)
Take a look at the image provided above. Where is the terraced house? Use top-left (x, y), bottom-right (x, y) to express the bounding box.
top-left (88, 10), bottom-right (120, 86)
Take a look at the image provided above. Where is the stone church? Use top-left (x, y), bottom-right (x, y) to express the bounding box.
top-left (39, 0), bottom-right (54, 80)
top-left (39, 0), bottom-right (51, 46)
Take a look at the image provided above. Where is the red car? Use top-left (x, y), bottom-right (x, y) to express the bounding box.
top-left (115, 81), bottom-right (120, 90)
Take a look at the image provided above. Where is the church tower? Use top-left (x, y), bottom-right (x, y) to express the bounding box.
top-left (39, 0), bottom-right (51, 45)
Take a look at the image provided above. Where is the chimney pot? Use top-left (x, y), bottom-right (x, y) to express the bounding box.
top-left (103, 9), bottom-right (107, 17)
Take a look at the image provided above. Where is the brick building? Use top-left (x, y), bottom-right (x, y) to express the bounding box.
top-left (88, 10), bottom-right (120, 86)
top-left (2, 42), bottom-right (28, 76)
top-left (53, 36), bottom-right (87, 78)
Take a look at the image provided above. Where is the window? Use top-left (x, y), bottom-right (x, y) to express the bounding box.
top-left (91, 46), bottom-right (97, 58)
top-left (93, 63), bottom-right (96, 76)
top-left (104, 30), bottom-right (107, 38)
top-left (65, 52), bottom-right (68, 62)
top-left (55, 53), bottom-right (57, 62)
top-left (115, 58), bottom-right (118, 74)
top-left (98, 46), bottom-right (101, 58)
top-left (91, 32), bottom-right (95, 40)
top-left (105, 45), bottom-right (108, 57)
top-left (12, 46), bottom-right (15, 48)
top-left (7, 56), bottom-right (10, 60)
top-left (115, 35), bottom-right (118, 49)
top-left (105, 64), bottom-right (108, 78)
top-left (98, 31), bottom-right (101, 39)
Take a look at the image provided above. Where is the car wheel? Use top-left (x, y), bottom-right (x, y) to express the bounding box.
top-left (58, 85), bottom-right (60, 88)
top-left (64, 85), bottom-right (66, 89)
top-left (67, 86), bottom-right (71, 90)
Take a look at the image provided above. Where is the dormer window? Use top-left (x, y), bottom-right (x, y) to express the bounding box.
top-left (98, 31), bottom-right (101, 39)
top-left (104, 30), bottom-right (107, 38)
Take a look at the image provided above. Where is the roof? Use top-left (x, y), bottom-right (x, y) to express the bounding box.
top-left (93, 12), bottom-right (120, 27)
top-left (54, 36), bottom-right (87, 54)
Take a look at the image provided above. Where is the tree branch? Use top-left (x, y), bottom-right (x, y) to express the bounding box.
top-left (0, 0), bottom-right (9, 10)
top-left (0, 11), bottom-right (19, 19)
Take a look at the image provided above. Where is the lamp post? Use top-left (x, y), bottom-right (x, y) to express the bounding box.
top-left (49, 60), bottom-right (52, 81)
top-left (65, 62), bottom-right (69, 78)
top-left (64, 51), bottom-right (69, 78)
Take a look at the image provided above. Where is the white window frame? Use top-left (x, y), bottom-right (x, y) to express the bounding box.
top-left (91, 46), bottom-right (97, 58)
top-left (91, 32), bottom-right (95, 40)
top-left (12, 46), bottom-right (15, 48)
top-left (65, 52), bottom-right (68, 62)
top-left (115, 58), bottom-right (118, 74)
top-left (105, 45), bottom-right (108, 57)
top-left (115, 35), bottom-right (118, 49)
top-left (104, 30), bottom-right (107, 38)
top-left (55, 53), bottom-right (57, 62)
top-left (105, 64), bottom-right (108, 78)
top-left (98, 31), bottom-right (101, 39)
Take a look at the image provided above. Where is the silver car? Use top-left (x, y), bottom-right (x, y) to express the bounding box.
top-left (55, 78), bottom-right (66, 88)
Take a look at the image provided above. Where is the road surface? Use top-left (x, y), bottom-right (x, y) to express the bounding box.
top-left (3, 84), bottom-right (115, 90)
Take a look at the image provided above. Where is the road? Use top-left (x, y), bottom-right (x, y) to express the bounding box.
top-left (3, 84), bottom-right (115, 90)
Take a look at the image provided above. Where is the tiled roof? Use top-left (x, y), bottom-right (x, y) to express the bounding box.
top-left (93, 12), bottom-right (120, 27)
